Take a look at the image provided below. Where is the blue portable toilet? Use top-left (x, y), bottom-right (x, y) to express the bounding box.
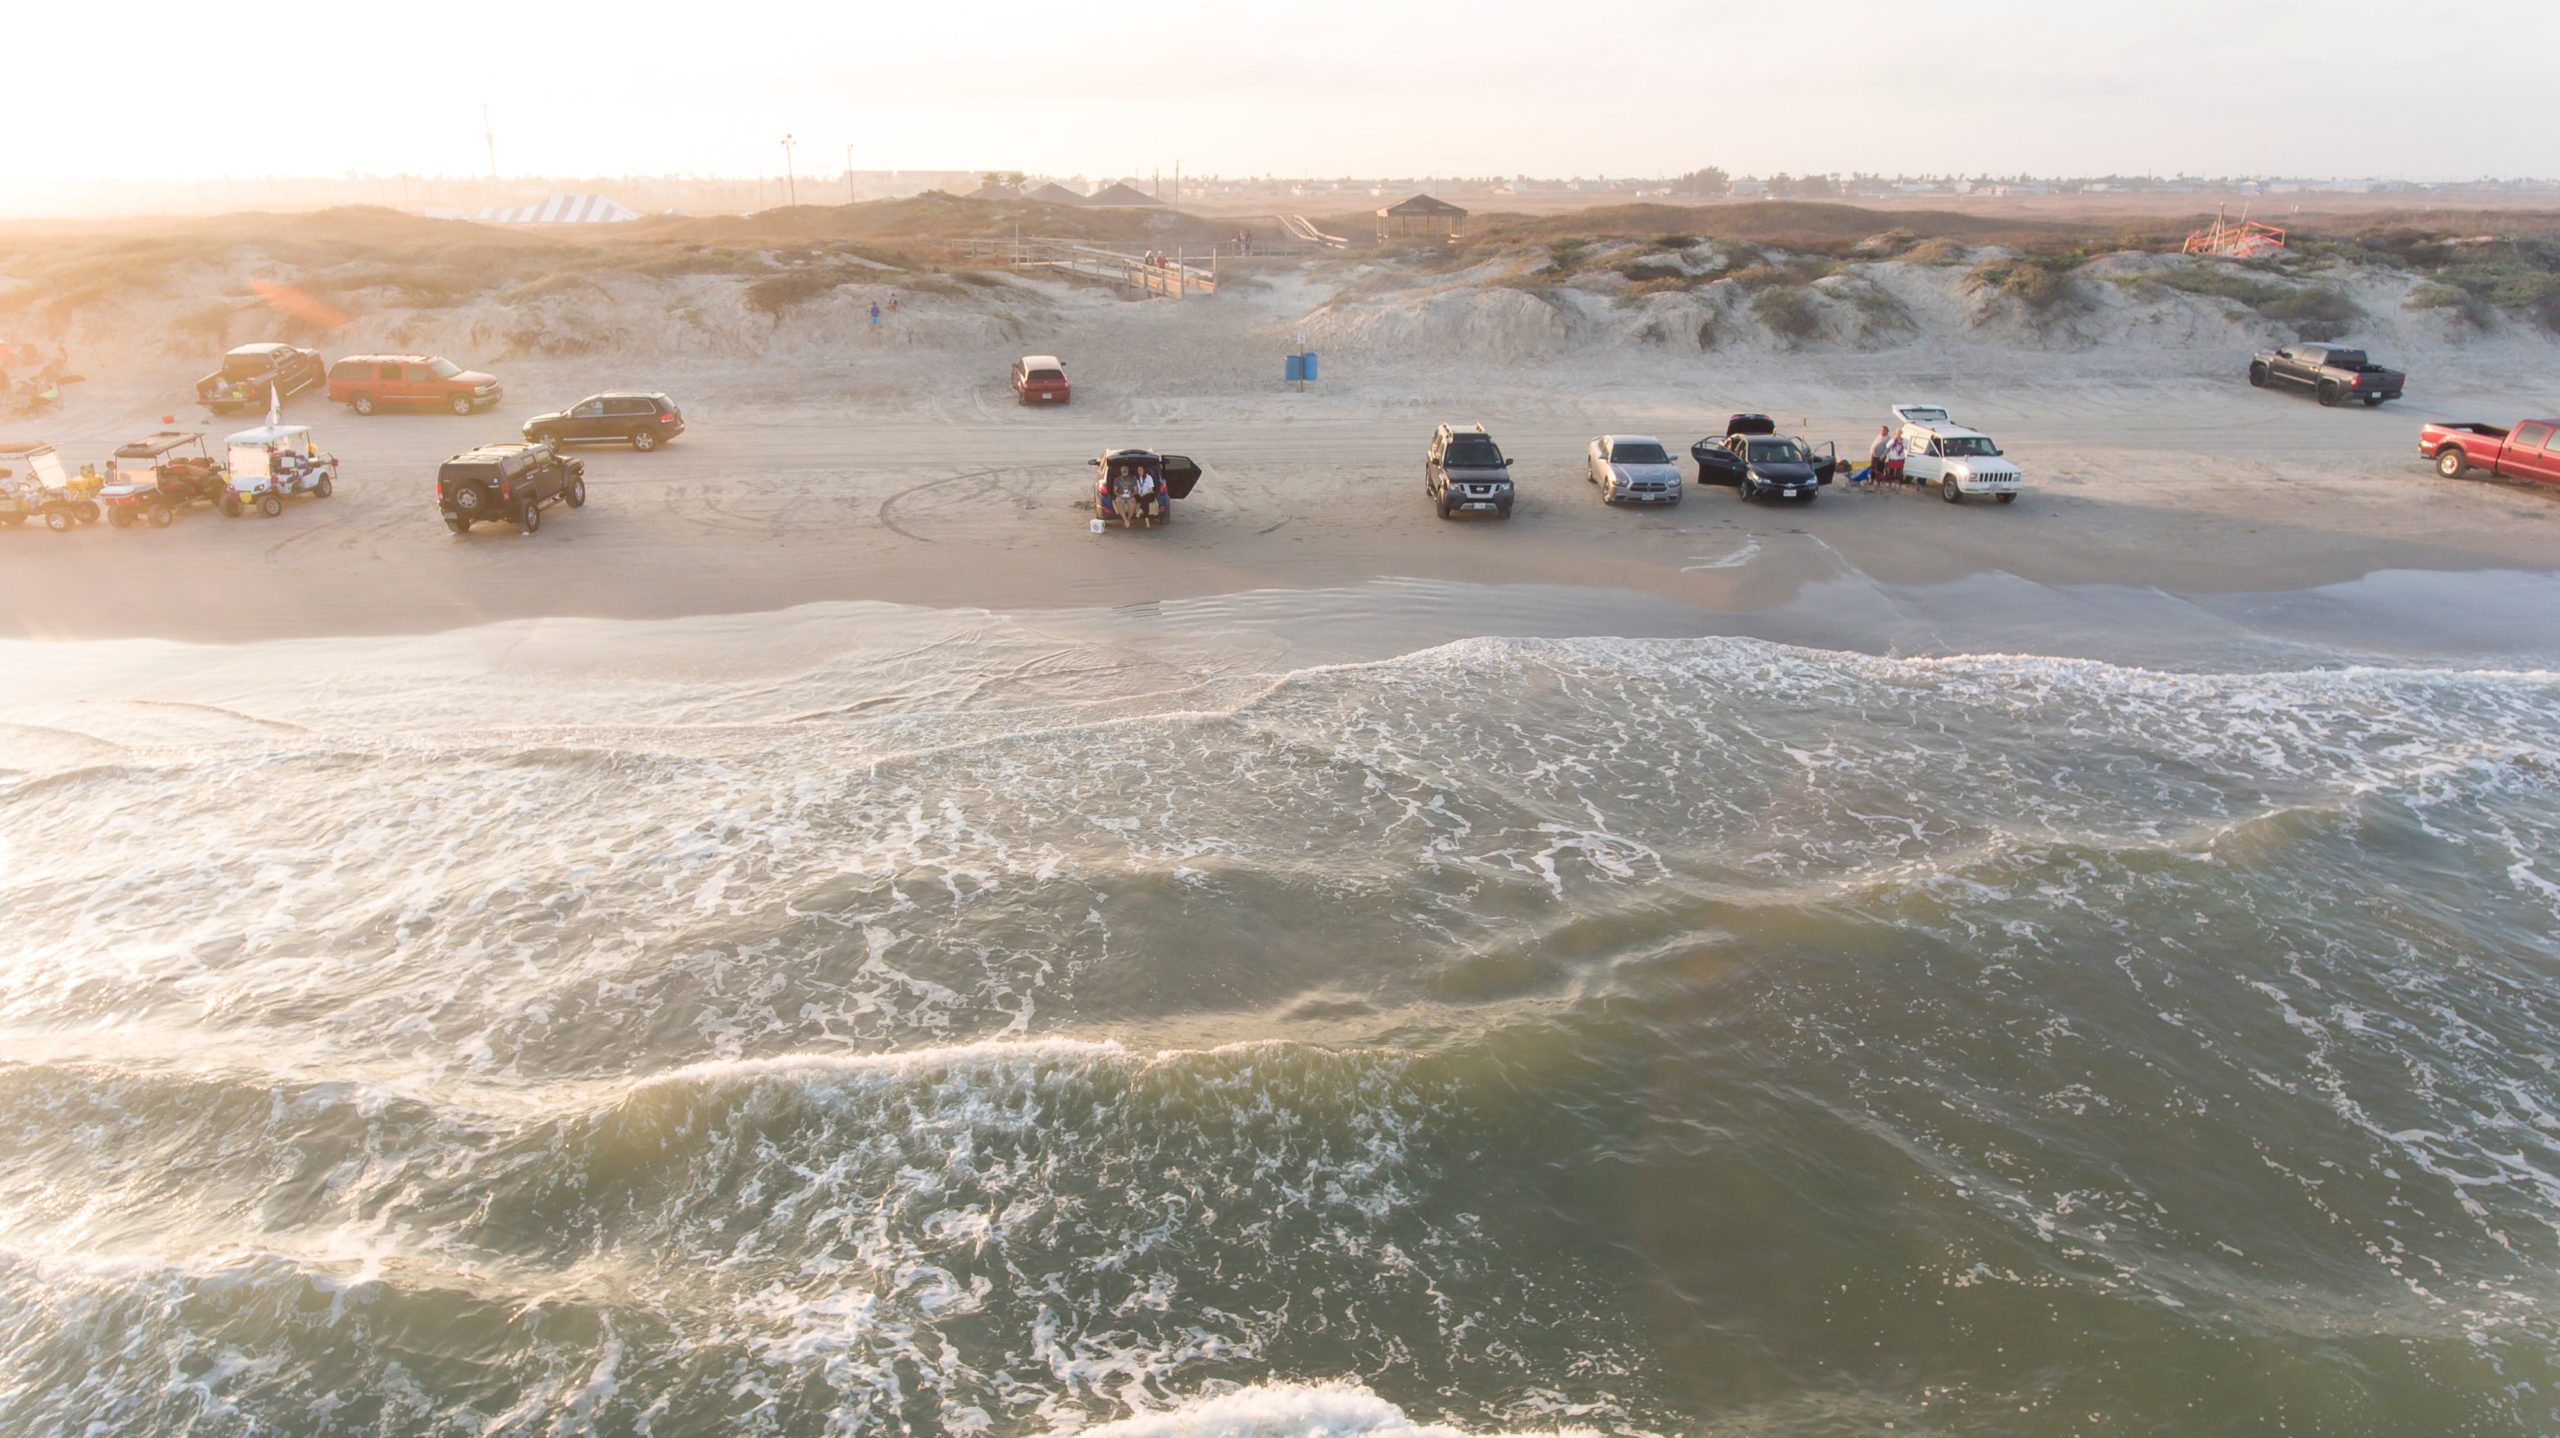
top-left (1302, 352), bottom-right (1319, 382)
top-left (1284, 353), bottom-right (1304, 384)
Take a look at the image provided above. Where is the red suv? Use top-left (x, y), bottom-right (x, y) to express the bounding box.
top-left (327, 355), bottom-right (502, 416)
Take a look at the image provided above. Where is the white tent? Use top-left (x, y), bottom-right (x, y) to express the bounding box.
top-left (469, 194), bottom-right (640, 225)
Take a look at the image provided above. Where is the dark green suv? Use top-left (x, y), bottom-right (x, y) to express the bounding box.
top-left (437, 442), bottom-right (586, 534)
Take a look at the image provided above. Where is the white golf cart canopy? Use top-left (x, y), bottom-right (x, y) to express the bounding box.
top-left (225, 424), bottom-right (315, 482)
top-left (0, 441), bottom-right (69, 488)
top-left (225, 424), bottom-right (315, 449)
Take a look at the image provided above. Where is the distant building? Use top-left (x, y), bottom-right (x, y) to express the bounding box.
top-left (1024, 183), bottom-right (1088, 206)
top-left (1376, 193), bottom-right (1467, 244)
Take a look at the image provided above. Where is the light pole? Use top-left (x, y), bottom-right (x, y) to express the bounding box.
top-left (845, 143), bottom-right (854, 205)
top-left (781, 134), bottom-right (797, 207)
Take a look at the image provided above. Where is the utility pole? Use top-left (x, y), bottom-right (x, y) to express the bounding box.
top-left (482, 104), bottom-right (497, 184)
top-left (845, 143), bottom-right (855, 205)
top-left (782, 134), bottom-right (798, 206)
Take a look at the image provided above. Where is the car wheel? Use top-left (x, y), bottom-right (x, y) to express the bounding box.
top-left (351, 392), bottom-right (376, 416)
top-left (1995, 492), bottom-right (2017, 504)
top-left (566, 477), bottom-right (587, 509)
top-left (2247, 364), bottom-right (2267, 388)
top-left (444, 513), bottom-right (472, 534)
top-left (450, 393), bottom-right (475, 416)
top-left (148, 503), bottom-right (174, 527)
top-left (1497, 502), bottom-right (1513, 520)
top-left (2435, 447), bottom-right (2468, 478)
top-left (259, 493), bottom-right (283, 518)
top-left (43, 509), bottom-right (71, 532)
top-left (519, 499), bottom-right (541, 534)
top-left (530, 428), bottom-right (557, 446)
top-left (630, 429), bottom-right (656, 451)
top-left (1941, 476), bottom-right (1961, 503)
top-left (1436, 494), bottom-right (1453, 520)
top-left (314, 474), bottom-right (333, 499)
top-left (2362, 394), bottom-right (2384, 407)
top-left (1737, 478), bottom-right (1755, 501)
top-left (220, 494), bottom-right (242, 517)
top-left (108, 507), bottom-right (134, 528)
top-left (2318, 383), bottom-right (2341, 407)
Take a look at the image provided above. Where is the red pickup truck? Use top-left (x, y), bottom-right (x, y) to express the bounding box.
top-left (2421, 419), bottom-right (2560, 485)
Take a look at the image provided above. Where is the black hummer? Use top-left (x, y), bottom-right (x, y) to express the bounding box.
top-left (437, 441), bottom-right (585, 534)
top-left (2249, 343), bottom-right (2406, 407)
top-left (1426, 422), bottom-right (1515, 519)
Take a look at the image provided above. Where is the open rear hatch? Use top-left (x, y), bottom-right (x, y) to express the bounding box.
top-left (1161, 456), bottom-right (1202, 499)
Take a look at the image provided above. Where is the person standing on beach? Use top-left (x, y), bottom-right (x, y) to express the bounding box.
top-left (870, 300), bottom-right (882, 332)
top-left (1866, 426), bottom-right (1890, 487)
top-left (1885, 429), bottom-right (1906, 486)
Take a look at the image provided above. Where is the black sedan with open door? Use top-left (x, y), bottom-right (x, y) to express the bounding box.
top-left (1691, 415), bottom-right (1836, 502)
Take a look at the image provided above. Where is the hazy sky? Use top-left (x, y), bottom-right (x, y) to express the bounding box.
top-left (10, 0), bottom-right (2549, 183)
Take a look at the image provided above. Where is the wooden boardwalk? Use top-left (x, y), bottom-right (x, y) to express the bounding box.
top-left (948, 238), bottom-right (1218, 297)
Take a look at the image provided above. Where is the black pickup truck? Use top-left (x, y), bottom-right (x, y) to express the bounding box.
top-left (2248, 343), bottom-right (2405, 408)
top-left (197, 343), bottom-right (326, 415)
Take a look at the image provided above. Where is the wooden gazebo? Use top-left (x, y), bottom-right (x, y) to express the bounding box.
top-left (1376, 193), bottom-right (1467, 244)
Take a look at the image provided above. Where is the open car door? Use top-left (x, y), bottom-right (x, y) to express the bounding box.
top-left (1689, 439), bottom-right (1745, 486)
top-left (1160, 455), bottom-right (1202, 500)
top-left (1808, 439), bottom-right (1838, 483)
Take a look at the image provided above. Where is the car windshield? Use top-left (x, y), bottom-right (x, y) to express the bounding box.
top-left (1446, 439), bottom-right (1503, 466)
top-left (1745, 439), bottom-right (1806, 464)
top-left (429, 359), bottom-right (463, 380)
top-left (1611, 442), bottom-right (1670, 465)
top-left (1941, 436), bottom-right (1999, 457)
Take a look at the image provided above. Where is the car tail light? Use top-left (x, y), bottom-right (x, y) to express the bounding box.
top-left (657, 407), bottom-right (675, 420)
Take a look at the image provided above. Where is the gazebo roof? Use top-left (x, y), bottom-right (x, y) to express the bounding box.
top-left (1084, 182), bottom-right (1160, 207)
top-left (1378, 193), bottom-right (1468, 218)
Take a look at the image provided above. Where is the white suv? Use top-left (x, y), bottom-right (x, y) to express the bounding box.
top-left (1891, 403), bottom-right (2023, 504)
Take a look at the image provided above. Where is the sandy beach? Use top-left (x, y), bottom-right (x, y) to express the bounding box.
top-left (3, 317), bottom-right (2555, 649)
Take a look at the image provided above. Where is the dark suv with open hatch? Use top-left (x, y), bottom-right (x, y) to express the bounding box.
top-left (523, 392), bottom-right (686, 451)
top-left (437, 441), bottom-right (585, 534)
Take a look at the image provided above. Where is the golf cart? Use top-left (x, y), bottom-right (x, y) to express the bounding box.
top-left (0, 440), bottom-right (101, 532)
top-left (99, 431), bottom-right (228, 529)
top-left (1088, 447), bottom-right (1202, 529)
top-left (221, 424), bottom-right (339, 517)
